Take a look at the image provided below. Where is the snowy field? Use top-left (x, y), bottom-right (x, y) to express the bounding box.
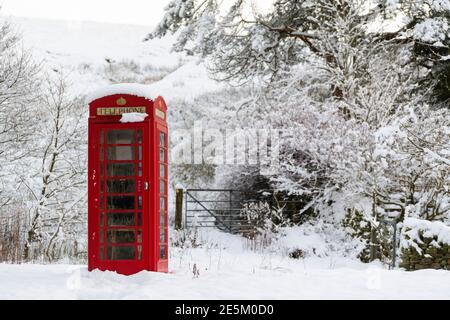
top-left (1, 229), bottom-right (449, 300)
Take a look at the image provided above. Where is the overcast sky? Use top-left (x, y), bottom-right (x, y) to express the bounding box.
top-left (0, 0), bottom-right (170, 26)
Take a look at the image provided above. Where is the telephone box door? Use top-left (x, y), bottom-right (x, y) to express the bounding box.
top-left (91, 123), bottom-right (150, 275)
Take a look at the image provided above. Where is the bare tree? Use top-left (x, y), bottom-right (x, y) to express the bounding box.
top-left (22, 74), bottom-right (87, 261)
top-left (0, 13), bottom-right (42, 262)
top-left (0, 18), bottom-right (40, 158)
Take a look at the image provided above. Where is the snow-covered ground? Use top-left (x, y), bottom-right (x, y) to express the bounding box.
top-left (1, 229), bottom-right (449, 300)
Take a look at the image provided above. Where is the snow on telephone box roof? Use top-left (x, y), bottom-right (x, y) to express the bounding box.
top-left (87, 83), bottom-right (158, 103)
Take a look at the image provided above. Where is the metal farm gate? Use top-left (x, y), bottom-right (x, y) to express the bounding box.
top-left (181, 189), bottom-right (306, 236)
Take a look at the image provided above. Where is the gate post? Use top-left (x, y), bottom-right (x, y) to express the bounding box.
top-left (391, 221), bottom-right (398, 269)
top-left (175, 188), bottom-right (184, 230)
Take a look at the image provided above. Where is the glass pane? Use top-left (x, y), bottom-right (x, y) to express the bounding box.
top-left (100, 213), bottom-right (104, 227)
top-left (138, 162), bottom-right (142, 177)
top-left (107, 196), bottom-right (135, 210)
top-left (160, 229), bottom-right (165, 242)
top-left (137, 130), bottom-right (142, 144)
top-left (138, 212), bottom-right (142, 226)
top-left (99, 146), bottom-right (104, 161)
top-left (160, 132), bottom-right (165, 146)
top-left (100, 163), bottom-right (104, 177)
top-left (160, 210), bottom-right (165, 225)
top-left (107, 212), bottom-right (135, 226)
top-left (107, 229), bottom-right (135, 244)
top-left (107, 163), bottom-right (135, 177)
top-left (99, 246), bottom-right (104, 260)
top-left (107, 179), bottom-right (135, 193)
top-left (107, 130), bottom-right (134, 144)
top-left (107, 146), bottom-right (135, 161)
top-left (160, 197), bottom-right (165, 210)
top-left (160, 180), bottom-right (165, 194)
top-left (138, 229), bottom-right (142, 243)
top-left (138, 146), bottom-right (142, 160)
top-left (138, 196), bottom-right (142, 210)
top-left (160, 245), bottom-right (166, 259)
top-left (107, 246), bottom-right (136, 260)
top-left (100, 230), bottom-right (104, 243)
top-left (159, 148), bottom-right (164, 161)
top-left (159, 164), bottom-right (165, 178)
top-left (138, 245), bottom-right (142, 260)
top-left (100, 129), bottom-right (104, 144)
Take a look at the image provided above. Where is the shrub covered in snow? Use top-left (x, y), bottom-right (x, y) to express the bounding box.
top-left (400, 218), bottom-right (450, 270)
top-left (401, 218), bottom-right (450, 252)
top-left (271, 220), bottom-right (365, 259)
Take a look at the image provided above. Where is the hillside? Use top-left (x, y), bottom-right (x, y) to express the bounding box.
top-left (8, 16), bottom-right (223, 102)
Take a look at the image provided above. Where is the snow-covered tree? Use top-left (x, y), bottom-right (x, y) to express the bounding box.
top-left (0, 18), bottom-right (40, 149)
top-left (0, 16), bottom-right (40, 207)
top-left (379, 0), bottom-right (450, 104)
top-left (0, 15), bottom-right (43, 262)
top-left (20, 74), bottom-right (87, 261)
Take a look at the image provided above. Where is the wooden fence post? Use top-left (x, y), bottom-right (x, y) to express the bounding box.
top-left (175, 189), bottom-right (184, 230)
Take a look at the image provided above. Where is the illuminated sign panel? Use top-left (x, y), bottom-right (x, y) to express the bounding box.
top-left (155, 109), bottom-right (165, 120)
top-left (97, 106), bottom-right (147, 116)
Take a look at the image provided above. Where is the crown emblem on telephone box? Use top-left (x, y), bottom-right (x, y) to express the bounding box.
top-left (116, 97), bottom-right (127, 106)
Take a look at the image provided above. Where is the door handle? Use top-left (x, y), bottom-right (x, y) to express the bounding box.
top-left (144, 182), bottom-right (149, 190)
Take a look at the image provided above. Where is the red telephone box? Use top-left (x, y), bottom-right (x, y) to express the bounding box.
top-left (88, 89), bottom-right (168, 275)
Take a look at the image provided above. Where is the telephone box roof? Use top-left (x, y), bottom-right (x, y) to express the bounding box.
top-left (88, 83), bottom-right (157, 103)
